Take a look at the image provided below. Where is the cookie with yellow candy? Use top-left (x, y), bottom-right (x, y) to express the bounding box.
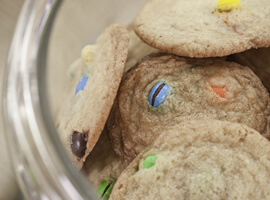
top-left (110, 120), bottom-right (270, 200)
top-left (134, 0), bottom-right (270, 58)
top-left (56, 24), bottom-right (129, 168)
top-left (107, 53), bottom-right (270, 160)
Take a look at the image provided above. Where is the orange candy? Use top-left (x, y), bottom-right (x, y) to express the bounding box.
top-left (211, 86), bottom-right (228, 98)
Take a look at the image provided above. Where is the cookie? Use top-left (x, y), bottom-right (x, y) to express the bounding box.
top-left (230, 47), bottom-right (270, 91)
top-left (110, 120), bottom-right (270, 200)
top-left (107, 53), bottom-right (270, 160)
top-left (134, 0), bottom-right (270, 58)
top-left (83, 129), bottom-right (129, 200)
top-left (124, 27), bottom-right (159, 73)
top-left (56, 24), bottom-right (129, 168)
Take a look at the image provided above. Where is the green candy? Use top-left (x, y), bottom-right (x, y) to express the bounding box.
top-left (143, 154), bottom-right (157, 169)
top-left (97, 180), bottom-right (114, 200)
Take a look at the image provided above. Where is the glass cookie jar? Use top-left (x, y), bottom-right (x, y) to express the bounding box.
top-left (3, 0), bottom-right (270, 199)
top-left (3, 0), bottom-right (146, 199)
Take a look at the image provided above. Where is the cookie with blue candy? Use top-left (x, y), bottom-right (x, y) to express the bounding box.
top-left (110, 120), bottom-right (270, 200)
top-left (56, 24), bottom-right (129, 168)
top-left (107, 53), bottom-right (270, 161)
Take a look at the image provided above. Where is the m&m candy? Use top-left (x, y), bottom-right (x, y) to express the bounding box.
top-left (97, 180), bottom-right (114, 200)
top-left (217, 0), bottom-right (241, 12)
top-left (75, 75), bottom-right (88, 95)
top-left (143, 154), bottom-right (157, 169)
top-left (148, 82), bottom-right (172, 107)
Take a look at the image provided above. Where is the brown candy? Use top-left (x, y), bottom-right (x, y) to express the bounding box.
top-left (70, 131), bottom-right (88, 158)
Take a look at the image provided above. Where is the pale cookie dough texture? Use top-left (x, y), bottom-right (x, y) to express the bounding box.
top-left (107, 53), bottom-right (270, 160)
top-left (110, 120), bottom-right (270, 200)
top-left (83, 129), bottom-right (129, 190)
top-left (56, 24), bottom-right (129, 168)
top-left (134, 0), bottom-right (270, 58)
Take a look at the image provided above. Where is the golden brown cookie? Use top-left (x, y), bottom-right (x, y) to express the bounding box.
top-left (110, 120), bottom-right (270, 200)
top-left (56, 24), bottom-right (129, 168)
top-left (134, 0), bottom-right (270, 58)
top-left (107, 53), bottom-right (270, 160)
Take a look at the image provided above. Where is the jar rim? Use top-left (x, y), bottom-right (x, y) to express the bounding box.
top-left (2, 0), bottom-right (97, 199)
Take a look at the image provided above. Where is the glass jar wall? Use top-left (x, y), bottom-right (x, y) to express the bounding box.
top-left (3, 0), bottom-right (146, 199)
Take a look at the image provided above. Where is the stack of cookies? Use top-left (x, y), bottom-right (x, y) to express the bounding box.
top-left (56, 0), bottom-right (270, 199)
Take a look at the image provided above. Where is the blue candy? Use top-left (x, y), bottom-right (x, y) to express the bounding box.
top-left (148, 82), bottom-right (172, 107)
top-left (75, 75), bottom-right (88, 95)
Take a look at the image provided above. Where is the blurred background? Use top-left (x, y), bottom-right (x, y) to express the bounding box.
top-left (0, 0), bottom-right (24, 199)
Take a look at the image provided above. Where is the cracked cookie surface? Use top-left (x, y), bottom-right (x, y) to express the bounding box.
top-left (107, 53), bottom-right (270, 160)
top-left (110, 120), bottom-right (270, 200)
top-left (134, 0), bottom-right (270, 57)
top-left (56, 24), bottom-right (129, 168)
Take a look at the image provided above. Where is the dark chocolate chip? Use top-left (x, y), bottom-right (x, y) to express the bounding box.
top-left (70, 131), bottom-right (88, 158)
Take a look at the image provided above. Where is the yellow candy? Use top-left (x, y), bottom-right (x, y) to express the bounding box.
top-left (81, 45), bottom-right (95, 63)
top-left (217, 0), bottom-right (241, 12)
